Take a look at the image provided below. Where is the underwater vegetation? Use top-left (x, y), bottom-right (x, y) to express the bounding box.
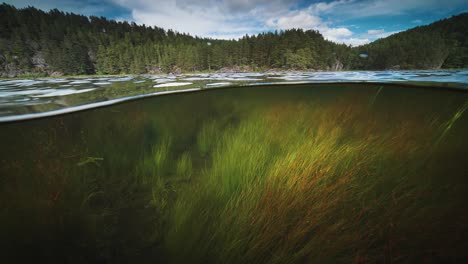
top-left (0, 84), bottom-right (467, 263)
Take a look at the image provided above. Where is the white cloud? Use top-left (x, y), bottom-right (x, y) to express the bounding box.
top-left (307, 0), bottom-right (355, 14)
top-left (412, 19), bottom-right (423, 23)
top-left (262, 8), bottom-right (370, 47)
top-left (363, 29), bottom-right (401, 39)
top-left (113, 0), bottom-right (278, 37)
top-left (266, 11), bottom-right (322, 29)
top-left (305, 0), bottom-right (466, 18)
top-left (263, 9), bottom-right (363, 46)
top-left (342, 38), bottom-right (370, 46)
top-left (320, 27), bottom-right (354, 43)
top-left (367, 29), bottom-right (385, 35)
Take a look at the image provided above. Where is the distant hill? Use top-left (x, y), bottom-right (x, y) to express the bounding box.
top-left (0, 3), bottom-right (466, 77)
top-left (352, 13), bottom-right (468, 70)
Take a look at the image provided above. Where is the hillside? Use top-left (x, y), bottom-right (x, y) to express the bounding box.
top-left (353, 13), bottom-right (468, 70)
top-left (0, 3), bottom-right (349, 77)
top-left (0, 3), bottom-right (466, 77)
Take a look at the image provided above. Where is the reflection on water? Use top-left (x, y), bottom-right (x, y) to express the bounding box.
top-left (0, 83), bottom-right (467, 263)
top-left (0, 70), bottom-right (467, 122)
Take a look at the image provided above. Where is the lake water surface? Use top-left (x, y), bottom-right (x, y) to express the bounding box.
top-left (0, 70), bottom-right (467, 122)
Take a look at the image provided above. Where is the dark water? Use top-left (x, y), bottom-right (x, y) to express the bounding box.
top-left (0, 83), bottom-right (467, 263)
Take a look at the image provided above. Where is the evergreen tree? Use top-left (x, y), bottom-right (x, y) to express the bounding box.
top-left (0, 3), bottom-right (466, 77)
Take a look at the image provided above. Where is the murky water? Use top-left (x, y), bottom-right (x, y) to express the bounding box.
top-left (0, 77), bottom-right (468, 263)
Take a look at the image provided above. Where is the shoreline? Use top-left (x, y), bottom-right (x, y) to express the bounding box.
top-left (1, 68), bottom-right (466, 81)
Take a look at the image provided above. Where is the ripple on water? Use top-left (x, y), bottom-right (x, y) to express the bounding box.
top-left (69, 80), bottom-right (92, 85)
top-left (153, 82), bottom-right (193, 88)
top-left (206, 82), bottom-right (232, 87)
top-left (33, 88), bottom-right (96, 97)
top-left (109, 76), bottom-right (134, 82)
top-left (94, 82), bottom-right (112, 86)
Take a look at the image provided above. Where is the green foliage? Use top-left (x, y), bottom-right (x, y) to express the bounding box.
top-left (164, 90), bottom-right (468, 263)
top-left (0, 84), bottom-right (467, 262)
top-left (197, 120), bottom-right (221, 157)
top-left (284, 48), bottom-right (313, 69)
top-left (353, 13), bottom-right (468, 70)
top-left (0, 3), bottom-right (466, 75)
top-left (176, 152), bottom-right (193, 180)
top-left (147, 137), bottom-right (172, 177)
top-left (0, 4), bottom-right (353, 75)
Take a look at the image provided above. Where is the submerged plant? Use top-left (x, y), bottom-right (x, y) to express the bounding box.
top-left (435, 100), bottom-right (468, 146)
top-left (197, 120), bottom-right (220, 157)
top-left (176, 152), bottom-right (193, 181)
top-left (136, 137), bottom-right (172, 183)
top-left (164, 96), bottom-right (467, 263)
top-left (76, 156), bottom-right (104, 166)
top-left (153, 137), bottom-right (172, 174)
top-left (1, 84), bottom-right (467, 263)
top-left (368, 86), bottom-right (383, 108)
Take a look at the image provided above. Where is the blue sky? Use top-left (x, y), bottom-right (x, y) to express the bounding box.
top-left (4, 0), bottom-right (468, 46)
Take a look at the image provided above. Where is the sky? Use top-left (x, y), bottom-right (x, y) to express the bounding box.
top-left (4, 0), bottom-right (468, 46)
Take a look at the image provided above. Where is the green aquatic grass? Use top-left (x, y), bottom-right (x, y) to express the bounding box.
top-left (435, 100), bottom-right (468, 146)
top-left (176, 152), bottom-right (193, 181)
top-left (77, 156), bottom-right (104, 166)
top-left (0, 84), bottom-right (467, 263)
top-left (136, 137), bottom-right (172, 181)
top-left (197, 120), bottom-right (221, 157)
top-left (368, 85), bottom-right (383, 108)
top-left (164, 98), bottom-right (466, 263)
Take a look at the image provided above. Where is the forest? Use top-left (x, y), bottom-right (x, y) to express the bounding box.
top-left (0, 3), bottom-right (467, 77)
top-left (354, 12), bottom-right (468, 70)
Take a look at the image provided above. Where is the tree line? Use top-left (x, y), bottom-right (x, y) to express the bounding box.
top-left (353, 13), bottom-right (468, 70)
top-left (0, 3), bottom-right (466, 77)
